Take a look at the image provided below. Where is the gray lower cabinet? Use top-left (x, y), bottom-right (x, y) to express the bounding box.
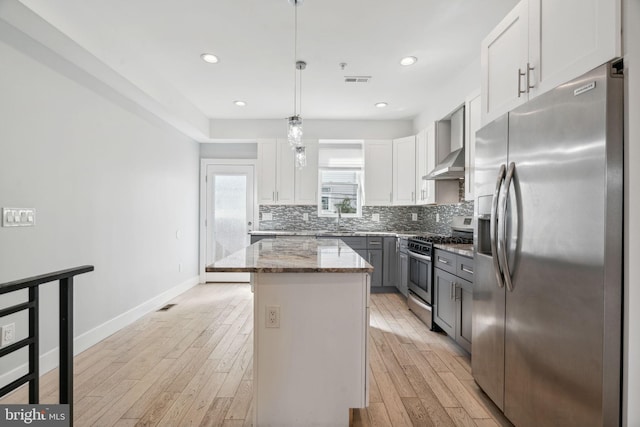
top-left (251, 235), bottom-right (276, 244)
top-left (398, 252), bottom-right (409, 296)
top-left (396, 237), bottom-right (409, 296)
top-left (382, 237), bottom-right (397, 287)
top-left (368, 249), bottom-right (383, 287)
top-left (433, 248), bottom-right (474, 353)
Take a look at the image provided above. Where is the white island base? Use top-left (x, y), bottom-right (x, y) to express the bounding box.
top-left (253, 272), bottom-right (370, 426)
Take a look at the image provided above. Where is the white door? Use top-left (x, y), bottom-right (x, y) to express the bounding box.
top-left (205, 164), bottom-right (254, 282)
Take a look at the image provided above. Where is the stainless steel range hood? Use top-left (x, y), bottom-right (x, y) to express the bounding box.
top-left (423, 147), bottom-right (465, 180)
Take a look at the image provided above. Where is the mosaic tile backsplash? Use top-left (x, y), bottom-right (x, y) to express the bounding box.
top-left (258, 202), bottom-right (474, 235)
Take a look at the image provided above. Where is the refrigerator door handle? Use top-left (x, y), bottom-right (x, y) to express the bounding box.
top-left (491, 164), bottom-right (506, 288)
top-left (498, 162), bottom-right (516, 292)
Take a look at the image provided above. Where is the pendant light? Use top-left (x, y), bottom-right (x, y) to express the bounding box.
top-left (287, 0), bottom-right (307, 168)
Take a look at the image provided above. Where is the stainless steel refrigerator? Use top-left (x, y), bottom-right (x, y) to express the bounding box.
top-left (473, 62), bottom-right (623, 427)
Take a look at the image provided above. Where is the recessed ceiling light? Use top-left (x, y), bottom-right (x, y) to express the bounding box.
top-left (375, 102), bottom-right (388, 108)
top-left (200, 53), bottom-right (219, 64)
top-left (234, 100), bottom-right (247, 107)
top-left (400, 56), bottom-right (417, 66)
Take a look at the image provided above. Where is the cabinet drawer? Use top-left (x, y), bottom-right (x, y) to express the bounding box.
top-left (434, 249), bottom-right (456, 275)
top-left (367, 236), bottom-right (383, 249)
top-left (456, 256), bottom-right (474, 282)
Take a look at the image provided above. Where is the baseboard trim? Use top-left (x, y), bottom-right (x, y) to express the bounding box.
top-left (0, 275), bottom-right (200, 387)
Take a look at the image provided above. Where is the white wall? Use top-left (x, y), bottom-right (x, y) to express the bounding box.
top-left (623, 0), bottom-right (639, 425)
top-left (0, 25), bottom-right (200, 379)
top-left (412, 57), bottom-right (482, 132)
top-left (200, 142), bottom-right (258, 159)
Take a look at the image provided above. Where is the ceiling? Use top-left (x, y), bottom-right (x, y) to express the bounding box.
top-left (18, 0), bottom-right (518, 122)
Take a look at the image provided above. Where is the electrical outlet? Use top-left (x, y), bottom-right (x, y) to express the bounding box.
top-left (411, 213), bottom-right (418, 221)
top-left (372, 213), bottom-right (380, 222)
top-left (303, 213), bottom-right (309, 221)
top-left (266, 306), bottom-right (280, 328)
top-left (1, 323), bottom-right (15, 346)
top-left (436, 213), bottom-right (440, 222)
top-left (262, 212), bottom-right (273, 221)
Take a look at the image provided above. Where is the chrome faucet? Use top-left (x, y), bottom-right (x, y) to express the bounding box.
top-left (335, 205), bottom-right (342, 228)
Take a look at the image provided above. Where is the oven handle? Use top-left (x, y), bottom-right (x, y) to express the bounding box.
top-left (491, 164), bottom-right (506, 289)
top-left (408, 250), bottom-right (432, 262)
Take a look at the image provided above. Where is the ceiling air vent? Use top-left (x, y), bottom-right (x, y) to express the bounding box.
top-left (344, 76), bottom-right (371, 83)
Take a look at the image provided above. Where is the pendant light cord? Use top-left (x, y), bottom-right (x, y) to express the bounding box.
top-left (293, 1), bottom-right (298, 116)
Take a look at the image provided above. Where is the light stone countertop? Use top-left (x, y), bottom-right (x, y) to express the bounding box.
top-left (206, 238), bottom-right (374, 273)
top-left (433, 243), bottom-right (474, 258)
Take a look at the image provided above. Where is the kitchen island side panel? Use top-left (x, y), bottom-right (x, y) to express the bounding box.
top-left (253, 272), bottom-right (369, 427)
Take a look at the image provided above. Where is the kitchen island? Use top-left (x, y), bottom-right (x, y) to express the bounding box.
top-left (206, 238), bottom-right (373, 426)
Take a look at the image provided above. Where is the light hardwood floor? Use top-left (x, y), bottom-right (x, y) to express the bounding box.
top-left (1, 283), bottom-right (512, 427)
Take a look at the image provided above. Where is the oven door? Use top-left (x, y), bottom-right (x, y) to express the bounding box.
top-left (408, 250), bottom-right (432, 304)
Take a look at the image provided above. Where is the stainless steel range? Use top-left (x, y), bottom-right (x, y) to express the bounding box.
top-left (406, 216), bottom-right (473, 330)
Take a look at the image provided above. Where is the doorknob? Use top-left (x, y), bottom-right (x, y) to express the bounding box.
top-left (248, 221), bottom-right (252, 226)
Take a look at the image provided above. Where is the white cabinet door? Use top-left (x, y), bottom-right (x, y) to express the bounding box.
top-left (364, 140), bottom-right (393, 206)
top-left (294, 140), bottom-right (318, 205)
top-left (415, 129), bottom-right (428, 205)
top-left (424, 123), bottom-right (438, 205)
top-left (528, 0), bottom-right (621, 97)
top-left (465, 91), bottom-right (481, 201)
top-left (276, 139), bottom-right (295, 204)
top-left (481, 0), bottom-right (529, 125)
top-left (257, 139), bottom-right (277, 204)
top-left (393, 136), bottom-right (416, 206)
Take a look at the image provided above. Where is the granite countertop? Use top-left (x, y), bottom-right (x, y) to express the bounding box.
top-left (433, 243), bottom-right (474, 258)
top-left (206, 238), bottom-right (374, 273)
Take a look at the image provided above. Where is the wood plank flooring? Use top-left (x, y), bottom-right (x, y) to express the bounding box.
top-left (0, 283), bottom-right (512, 427)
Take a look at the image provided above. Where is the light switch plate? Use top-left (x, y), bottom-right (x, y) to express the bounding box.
top-left (262, 212), bottom-right (273, 221)
top-left (372, 213), bottom-right (380, 222)
top-left (411, 213), bottom-right (418, 221)
top-left (2, 208), bottom-right (36, 227)
top-left (303, 213), bottom-right (309, 221)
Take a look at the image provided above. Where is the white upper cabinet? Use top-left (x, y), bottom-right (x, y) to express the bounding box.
top-left (257, 139), bottom-right (295, 204)
top-left (416, 128), bottom-right (436, 205)
top-left (481, 0), bottom-right (530, 125)
top-left (393, 136), bottom-right (417, 205)
top-left (465, 90), bottom-right (481, 201)
top-left (529, 0), bottom-right (620, 97)
top-left (364, 140), bottom-right (393, 206)
top-left (481, 0), bottom-right (621, 125)
top-left (294, 140), bottom-right (318, 205)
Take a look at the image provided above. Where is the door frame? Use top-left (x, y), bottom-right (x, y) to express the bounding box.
top-left (199, 158), bottom-right (258, 283)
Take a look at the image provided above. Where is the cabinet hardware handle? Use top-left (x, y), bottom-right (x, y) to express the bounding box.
top-left (276, 191), bottom-right (279, 201)
top-left (450, 282), bottom-right (455, 300)
top-left (439, 257), bottom-right (450, 264)
top-left (370, 242), bottom-right (381, 245)
top-left (272, 192), bottom-right (275, 201)
top-left (518, 68), bottom-right (526, 98)
top-left (527, 62), bottom-right (535, 92)
top-left (390, 192), bottom-right (393, 203)
top-left (455, 285), bottom-right (461, 301)
top-left (461, 265), bottom-right (473, 274)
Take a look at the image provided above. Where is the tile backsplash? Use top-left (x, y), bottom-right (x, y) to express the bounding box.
top-left (258, 202), bottom-right (474, 235)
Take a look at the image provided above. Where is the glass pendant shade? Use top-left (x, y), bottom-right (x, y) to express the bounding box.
top-left (287, 115), bottom-right (303, 148)
top-left (295, 145), bottom-right (307, 169)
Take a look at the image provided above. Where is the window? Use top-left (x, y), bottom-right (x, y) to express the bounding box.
top-left (317, 140), bottom-right (363, 217)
